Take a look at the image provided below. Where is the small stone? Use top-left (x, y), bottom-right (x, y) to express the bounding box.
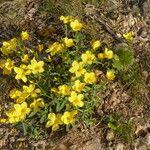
top-left (106, 130), bottom-right (114, 141)
top-left (135, 125), bottom-right (147, 136)
top-left (138, 145), bottom-right (147, 150)
top-left (58, 144), bottom-right (69, 150)
top-left (115, 143), bottom-right (124, 150)
top-left (141, 31), bottom-right (148, 38)
top-left (146, 133), bottom-right (150, 146)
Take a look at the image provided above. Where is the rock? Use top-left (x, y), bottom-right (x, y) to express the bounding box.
top-left (146, 133), bottom-right (150, 146)
top-left (138, 145), bottom-right (147, 150)
top-left (115, 143), bottom-right (124, 150)
top-left (135, 124), bottom-right (147, 137)
top-left (82, 138), bottom-right (103, 150)
top-left (106, 130), bottom-right (114, 141)
top-left (58, 144), bottom-right (69, 150)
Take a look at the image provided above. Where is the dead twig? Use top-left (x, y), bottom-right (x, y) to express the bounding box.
top-left (89, 14), bottom-right (124, 43)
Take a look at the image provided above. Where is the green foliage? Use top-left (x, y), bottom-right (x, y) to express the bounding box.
top-left (107, 114), bottom-right (134, 142)
top-left (113, 47), bottom-right (134, 71)
top-left (0, 16), bottom-right (112, 135)
top-left (112, 44), bottom-right (135, 81)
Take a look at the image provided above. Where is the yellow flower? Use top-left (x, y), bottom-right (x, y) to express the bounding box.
top-left (70, 19), bottom-right (83, 32)
top-left (60, 16), bottom-right (74, 24)
top-left (98, 48), bottom-right (113, 59)
top-left (9, 88), bottom-right (29, 103)
top-left (123, 31), bottom-right (134, 41)
top-left (97, 53), bottom-right (104, 59)
top-left (51, 87), bottom-right (58, 94)
top-left (23, 84), bottom-right (41, 98)
top-left (106, 70), bottom-right (115, 80)
top-left (81, 51), bottom-right (95, 65)
top-left (91, 40), bottom-right (101, 50)
top-left (38, 44), bottom-right (44, 52)
top-left (14, 102), bottom-right (31, 119)
top-left (63, 37), bottom-right (74, 47)
top-left (61, 110), bottom-right (78, 125)
top-left (104, 48), bottom-right (114, 59)
top-left (28, 58), bottom-right (44, 74)
top-left (70, 76), bottom-right (76, 81)
top-left (72, 80), bottom-right (85, 93)
top-left (0, 59), bottom-right (5, 69)
top-left (21, 31), bottom-right (29, 40)
top-left (69, 61), bottom-right (86, 77)
top-left (46, 113), bottom-right (63, 131)
top-left (21, 54), bottom-right (29, 63)
top-left (16, 92), bottom-right (29, 103)
top-left (58, 85), bottom-right (71, 96)
top-left (2, 59), bottom-right (14, 75)
top-left (9, 89), bottom-right (22, 99)
top-left (0, 118), bottom-right (7, 124)
top-left (68, 91), bottom-right (84, 107)
top-left (30, 98), bottom-right (45, 111)
top-left (0, 38), bottom-right (17, 55)
top-left (6, 102), bottom-right (31, 123)
top-left (46, 42), bottom-right (64, 55)
top-left (14, 65), bottom-right (30, 82)
top-left (84, 72), bottom-right (96, 84)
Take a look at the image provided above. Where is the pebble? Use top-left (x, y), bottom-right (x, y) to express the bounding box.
top-left (115, 143), bottom-right (124, 150)
top-left (138, 145), bottom-right (147, 150)
top-left (146, 133), bottom-right (150, 146)
top-left (106, 130), bottom-right (114, 141)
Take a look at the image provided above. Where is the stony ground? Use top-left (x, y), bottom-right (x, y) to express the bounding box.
top-left (0, 0), bottom-right (150, 149)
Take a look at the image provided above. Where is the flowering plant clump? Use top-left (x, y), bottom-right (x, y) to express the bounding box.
top-left (0, 16), bottom-right (134, 134)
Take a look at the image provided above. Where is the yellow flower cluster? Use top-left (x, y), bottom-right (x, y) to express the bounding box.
top-left (46, 42), bottom-right (64, 56)
top-left (50, 47), bottom-right (97, 111)
top-left (28, 58), bottom-right (44, 74)
top-left (91, 40), bottom-right (101, 50)
top-left (60, 16), bottom-right (83, 32)
top-left (98, 48), bottom-right (114, 59)
top-left (50, 48), bottom-right (97, 111)
top-left (69, 61), bottom-right (86, 77)
top-left (72, 80), bottom-right (85, 93)
top-left (58, 85), bottom-right (71, 95)
top-left (14, 64), bottom-right (31, 82)
top-left (38, 44), bottom-right (44, 52)
top-left (21, 54), bottom-right (29, 64)
top-left (81, 51), bottom-right (95, 65)
top-left (84, 72), bottom-right (96, 84)
top-left (70, 20), bottom-right (83, 32)
top-left (0, 58), bottom-right (14, 75)
top-left (6, 102), bottom-right (31, 123)
top-left (123, 31), bottom-right (134, 41)
top-left (0, 38), bottom-right (17, 55)
top-left (0, 15), bottom-right (120, 133)
top-left (9, 84), bottom-right (41, 103)
top-left (30, 98), bottom-right (45, 111)
top-left (21, 31), bottom-right (29, 41)
top-left (106, 70), bottom-right (115, 80)
top-left (46, 110), bottom-right (77, 131)
top-left (69, 91), bottom-right (84, 107)
top-left (46, 37), bottom-right (74, 56)
top-left (69, 51), bottom-right (96, 83)
top-left (60, 16), bottom-right (74, 24)
top-left (63, 37), bottom-right (74, 47)
top-left (14, 58), bottom-right (44, 82)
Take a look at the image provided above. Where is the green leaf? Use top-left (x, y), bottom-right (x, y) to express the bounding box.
top-left (22, 122), bottom-right (28, 135)
top-left (112, 55), bottom-right (123, 71)
top-left (28, 111), bottom-right (37, 118)
top-left (113, 47), bottom-right (134, 72)
top-left (40, 114), bottom-right (47, 123)
top-left (56, 98), bottom-right (67, 112)
top-left (117, 48), bottom-right (134, 67)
